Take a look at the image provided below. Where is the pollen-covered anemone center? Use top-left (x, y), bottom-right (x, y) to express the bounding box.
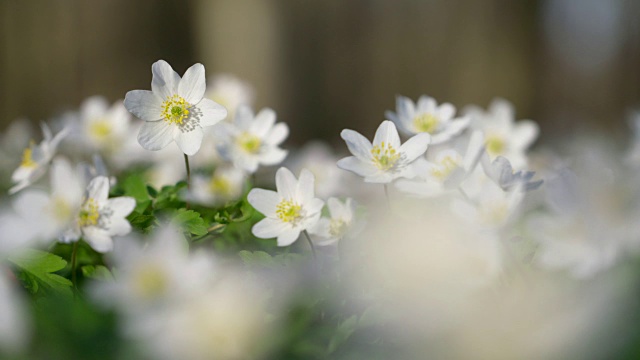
top-left (161, 95), bottom-right (191, 125)
top-left (430, 155), bottom-right (460, 181)
top-left (209, 176), bottom-right (232, 195)
top-left (486, 134), bottom-right (506, 156)
top-left (78, 198), bottom-right (100, 227)
top-left (329, 218), bottom-right (348, 238)
top-left (237, 132), bottom-right (262, 154)
top-left (413, 113), bottom-right (439, 134)
top-left (20, 145), bottom-right (37, 168)
top-left (371, 141), bottom-right (401, 171)
top-left (89, 119), bottom-right (112, 140)
top-left (276, 200), bottom-right (303, 224)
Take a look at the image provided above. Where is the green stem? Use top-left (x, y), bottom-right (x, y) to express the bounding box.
top-left (302, 230), bottom-right (317, 261)
top-left (184, 154), bottom-right (191, 209)
top-left (71, 241), bottom-right (79, 289)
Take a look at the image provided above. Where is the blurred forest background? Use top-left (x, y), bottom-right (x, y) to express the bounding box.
top-left (1, 0), bottom-right (639, 147)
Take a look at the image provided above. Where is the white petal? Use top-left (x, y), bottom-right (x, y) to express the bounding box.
top-left (138, 120), bottom-right (175, 151)
top-left (336, 156), bottom-right (379, 178)
top-left (174, 127), bottom-right (204, 156)
top-left (275, 167), bottom-right (298, 200)
top-left (297, 169), bottom-right (315, 203)
top-left (257, 147), bottom-right (288, 166)
top-left (277, 228), bottom-right (300, 246)
top-left (124, 90), bottom-right (163, 121)
top-left (399, 133), bottom-right (431, 163)
top-left (177, 63), bottom-right (206, 104)
top-left (87, 176), bottom-right (110, 202)
top-left (151, 60), bottom-right (180, 99)
top-left (264, 123), bottom-right (289, 145)
top-left (82, 227), bottom-right (114, 253)
top-left (13, 190), bottom-right (49, 219)
top-left (234, 105), bottom-right (255, 129)
top-left (107, 197), bottom-right (136, 218)
top-left (252, 218), bottom-right (288, 239)
top-left (195, 98), bottom-right (227, 127)
top-left (247, 189), bottom-right (280, 217)
top-left (81, 96), bottom-right (109, 122)
top-left (327, 197), bottom-right (344, 219)
top-left (250, 108), bottom-right (276, 137)
top-left (510, 121), bottom-right (539, 150)
top-left (437, 103), bottom-right (456, 121)
top-left (340, 129), bottom-right (373, 161)
top-left (108, 217), bottom-right (132, 237)
top-left (305, 198), bottom-right (325, 216)
top-left (373, 120), bottom-right (401, 148)
top-left (51, 157), bottom-right (83, 202)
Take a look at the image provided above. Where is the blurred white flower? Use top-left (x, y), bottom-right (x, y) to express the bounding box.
top-left (481, 154), bottom-right (543, 191)
top-left (452, 179), bottom-right (524, 230)
top-left (205, 74), bottom-right (255, 119)
top-left (124, 60), bottom-right (227, 155)
top-left (61, 176), bottom-right (135, 253)
top-left (309, 197), bottom-right (361, 246)
top-left (9, 123), bottom-right (68, 194)
top-left (0, 270), bottom-right (30, 354)
top-left (338, 121), bottom-right (430, 183)
top-left (385, 95), bottom-right (470, 144)
top-left (463, 98), bottom-right (539, 169)
top-left (216, 106), bottom-right (289, 173)
top-left (287, 141), bottom-right (347, 198)
top-left (69, 96), bottom-right (132, 154)
top-left (396, 130), bottom-right (484, 197)
top-left (189, 166), bottom-right (246, 206)
top-left (248, 167), bottom-right (324, 246)
top-left (0, 119), bottom-right (33, 176)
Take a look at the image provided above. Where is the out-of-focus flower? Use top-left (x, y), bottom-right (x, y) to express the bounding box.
top-left (464, 98), bottom-right (538, 169)
top-left (61, 176), bottom-right (135, 253)
top-left (452, 179), bottom-right (524, 230)
top-left (205, 74), bottom-right (255, 119)
top-left (385, 95), bottom-right (469, 144)
top-left (248, 167), bottom-right (324, 246)
top-left (338, 121), bottom-right (430, 183)
top-left (124, 60), bottom-right (227, 156)
top-left (309, 197), bottom-right (361, 246)
top-left (481, 154), bottom-right (543, 191)
top-left (0, 270), bottom-right (30, 354)
top-left (396, 130), bottom-right (484, 197)
top-left (0, 119), bottom-right (33, 177)
top-left (9, 123), bottom-right (68, 194)
top-left (189, 166), bottom-right (246, 206)
top-left (286, 141), bottom-right (347, 198)
top-left (216, 106), bottom-right (289, 173)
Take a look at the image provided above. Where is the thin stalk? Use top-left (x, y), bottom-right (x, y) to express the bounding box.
top-left (71, 241), bottom-right (79, 289)
top-left (302, 230), bottom-right (317, 261)
top-left (184, 154), bottom-right (191, 209)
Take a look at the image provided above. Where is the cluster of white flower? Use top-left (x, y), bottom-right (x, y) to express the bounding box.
top-left (0, 60), bottom-right (639, 359)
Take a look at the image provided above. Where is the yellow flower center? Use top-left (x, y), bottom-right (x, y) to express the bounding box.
top-left (329, 219), bottom-right (348, 238)
top-left (413, 113), bottom-right (439, 133)
top-left (88, 119), bottom-right (112, 140)
top-left (237, 132), bottom-right (261, 154)
top-left (209, 176), bottom-right (232, 196)
top-left (486, 134), bottom-right (506, 156)
top-left (133, 265), bottom-right (168, 299)
top-left (371, 141), bottom-right (400, 171)
top-left (430, 156), bottom-right (460, 181)
top-left (50, 197), bottom-right (73, 222)
top-left (20, 144), bottom-right (37, 168)
top-left (276, 200), bottom-right (302, 223)
top-left (161, 95), bottom-right (191, 125)
top-left (78, 198), bottom-right (100, 227)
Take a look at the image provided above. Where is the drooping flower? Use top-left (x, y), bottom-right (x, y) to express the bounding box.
top-left (385, 95), bottom-right (470, 144)
top-left (124, 60), bottom-right (228, 156)
top-left (309, 197), bottom-right (362, 246)
top-left (248, 167), bottom-right (324, 246)
top-left (463, 98), bottom-right (539, 169)
top-left (9, 123), bottom-right (68, 194)
top-left (188, 166), bottom-right (247, 206)
top-left (337, 121), bottom-right (431, 183)
top-left (481, 154), bottom-right (543, 191)
top-left (61, 176), bottom-right (135, 253)
top-left (216, 106), bottom-right (289, 173)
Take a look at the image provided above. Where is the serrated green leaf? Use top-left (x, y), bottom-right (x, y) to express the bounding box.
top-left (81, 265), bottom-right (114, 282)
top-left (8, 249), bottom-right (72, 296)
top-left (154, 182), bottom-right (187, 210)
top-left (171, 209), bottom-right (208, 236)
top-left (127, 212), bottom-right (156, 233)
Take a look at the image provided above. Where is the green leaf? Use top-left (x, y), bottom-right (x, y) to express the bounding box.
top-left (127, 212), bottom-right (156, 233)
top-left (81, 265), bottom-right (114, 282)
top-left (171, 209), bottom-right (208, 236)
top-left (123, 174), bottom-right (151, 212)
top-left (8, 249), bottom-right (72, 296)
top-left (328, 315), bottom-right (358, 354)
top-left (238, 250), bottom-right (275, 267)
top-left (154, 182), bottom-right (187, 210)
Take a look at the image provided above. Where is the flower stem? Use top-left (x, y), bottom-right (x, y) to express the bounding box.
top-left (302, 230), bottom-right (317, 261)
top-left (71, 241), bottom-right (79, 289)
top-left (184, 154), bottom-right (191, 209)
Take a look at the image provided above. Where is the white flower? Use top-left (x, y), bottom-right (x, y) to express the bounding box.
top-left (0, 118), bottom-right (33, 176)
top-left (9, 123), bottom-right (68, 194)
top-left (62, 176), bottom-right (135, 253)
top-left (451, 179), bottom-right (524, 229)
top-left (216, 106), bottom-right (289, 173)
top-left (124, 60), bottom-right (228, 156)
top-left (463, 98), bottom-right (539, 169)
top-left (309, 197), bottom-right (361, 246)
top-left (0, 270), bottom-right (30, 353)
top-left (385, 95), bottom-right (470, 144)
top-left (481, 154), bottom-right (542, 191)
top-left (396, 131), bottom-right (485, 197)
top-left (248, 167), bottom-right (324, 246)
top-left (286, 141), bottom-right (348, 198)
top-left (205, 74), bottom-right (255, 118)
top-left (189, 166), bottom-right (246, 206)
top-left (337, 121), bottom-right (431, 184)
